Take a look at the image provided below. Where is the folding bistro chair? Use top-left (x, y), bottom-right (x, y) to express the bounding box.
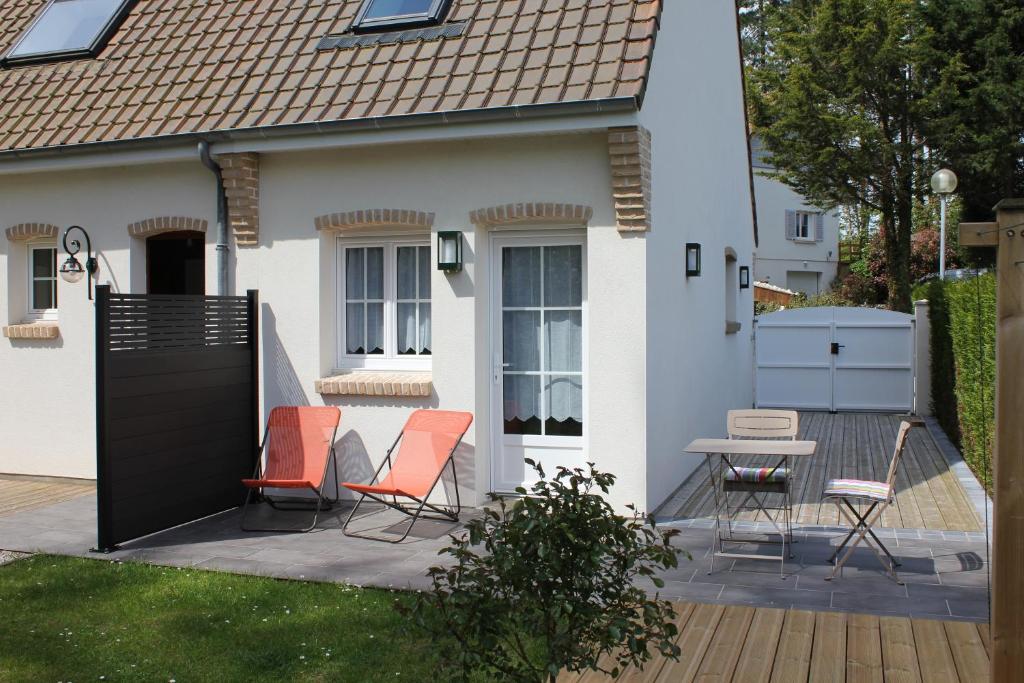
top-left (709, 409), bottom-right (799, 577)
top-left (822, 417), bottom-right (923, 584)
top-left (240, 406), bottom-right (341, 532)
top-left (341, 409), bottom-right (472, 543)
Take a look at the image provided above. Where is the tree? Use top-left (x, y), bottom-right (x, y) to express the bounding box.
top-left (402, 461), bottom-right (684, 682)
top-left (748, 0), bottom-right (929, 311)
top-left (917, 0), bottom-right (1024, 220)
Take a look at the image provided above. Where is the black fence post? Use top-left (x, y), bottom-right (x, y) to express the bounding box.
top-left (247, 290), bottom-right (260, 497)
top-left (93, 285), bottom-right (115, 552)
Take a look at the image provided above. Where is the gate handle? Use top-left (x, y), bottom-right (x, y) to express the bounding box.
top-left (830, 342), bottom-right (845, 355)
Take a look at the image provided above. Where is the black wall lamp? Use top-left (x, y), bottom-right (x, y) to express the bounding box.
top-left (739, 266), bottom-right (750, 289)
top-left (437, 230), bottom-right (463, 273)
top-left (60, 225), bottom-right (98, 300)
top-left (685, 243), bottom-right (702, 277)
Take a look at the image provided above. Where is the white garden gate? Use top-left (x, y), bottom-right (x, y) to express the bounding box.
top-left (754, 307), bottom-right (915, 413)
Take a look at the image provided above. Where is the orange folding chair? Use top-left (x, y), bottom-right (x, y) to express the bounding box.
top-left (341, 409), bottom-right (472, 543)
top-left (240, 406), bottom-right (341, 532)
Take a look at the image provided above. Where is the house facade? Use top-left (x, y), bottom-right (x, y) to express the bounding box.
top-left (0, 0), bottom-right (755, 513)
top-left (751, 136), bottom-right (840, 296)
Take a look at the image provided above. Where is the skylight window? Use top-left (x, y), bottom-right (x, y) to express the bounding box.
top-left (352, 0), bottom-right (451, 31)
top-left (3, 0), bottom-right (133, 67)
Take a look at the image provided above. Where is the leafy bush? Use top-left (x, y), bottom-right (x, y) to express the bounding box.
top-left (403, 460), bottom-right (685, 682)
top-left (926, 279), bottom-right (960, 445)
top-left (785, 290), bottom-right (858, 309)
top-left (947, 273), bottom-right (996, 489)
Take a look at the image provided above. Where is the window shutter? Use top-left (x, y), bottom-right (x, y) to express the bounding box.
top-left (785, 210), bottom-right (797, 240)
top-left (814, 213), bottom-right (824, 241)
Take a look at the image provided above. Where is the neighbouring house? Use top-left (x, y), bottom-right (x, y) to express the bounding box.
top-left (0, 0), bottom-right (755, 513)
top-left (751, 136), bottom-right (840, 297)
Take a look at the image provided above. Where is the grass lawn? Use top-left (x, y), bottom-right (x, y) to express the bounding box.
top-left (0, 554), bottom-right (444, 682)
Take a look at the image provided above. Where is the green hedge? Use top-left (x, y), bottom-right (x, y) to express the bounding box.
top-left (947, 274), bottom-right (996, 489)
top-left (926, 274), bottom-right (996, 489)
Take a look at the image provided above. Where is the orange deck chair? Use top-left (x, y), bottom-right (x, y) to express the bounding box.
top-left (240, 406), bottom-right (341, 532)
top-left (341, 409), bottom-right (472, 543)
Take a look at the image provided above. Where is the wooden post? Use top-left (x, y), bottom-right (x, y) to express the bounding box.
top-left (962, 199), bottom-right (1024, 681)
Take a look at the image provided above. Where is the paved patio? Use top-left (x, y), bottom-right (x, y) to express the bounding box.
top-left (0, 489), bottom-right (991, 623)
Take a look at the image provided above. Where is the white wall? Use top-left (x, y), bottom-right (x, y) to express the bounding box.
top-left (638, 0), bottom-right (756, 512)
top-left (0, 162), bottom-right (217, 479)
top-left (0, 134), bottom-right (649, 510)
top-left (753, 171), bottom-right (840, 292)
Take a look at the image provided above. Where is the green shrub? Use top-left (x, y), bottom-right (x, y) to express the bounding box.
top-left (947, 273), bottom-right (996, 489)
top-left (927, 279), bottom-right (959, 445)
top-left (403, 460), bottom-right (685, 682)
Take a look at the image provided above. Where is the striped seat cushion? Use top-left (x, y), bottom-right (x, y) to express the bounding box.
top-left (724, 466), bottom-right (789, 483)
top-left (823, 479), bottom-right (891, 502)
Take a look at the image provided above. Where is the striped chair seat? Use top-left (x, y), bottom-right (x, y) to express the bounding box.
top-left (823, 479), bottom-right (891, 502)
top-left (724, 466), bottom-right (789, 484)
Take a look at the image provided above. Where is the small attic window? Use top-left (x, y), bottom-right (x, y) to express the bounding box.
top-left (352, 0), bottom-right (451, 31)
top-left (3, 0), bottom-right (133, 67)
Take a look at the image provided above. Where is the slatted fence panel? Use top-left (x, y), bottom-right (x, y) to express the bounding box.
top-left (95, 286), bottom-right (258, 551)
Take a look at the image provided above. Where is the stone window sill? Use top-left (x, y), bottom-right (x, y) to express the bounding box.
top-left (725, 320), bottom-right (742, 335)
top-left (3, 322), bottom-right (60, 340)
top-left (315, 370), bottom-right (432, 397)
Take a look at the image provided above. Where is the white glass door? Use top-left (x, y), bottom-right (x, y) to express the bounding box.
top-left (491, 235), bottom-right (585, 492)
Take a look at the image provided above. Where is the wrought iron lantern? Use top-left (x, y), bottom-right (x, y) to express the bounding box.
top-left (59, 225), bottom-right (98, 300)
top-left (739, 266), bottom-right (750, 289)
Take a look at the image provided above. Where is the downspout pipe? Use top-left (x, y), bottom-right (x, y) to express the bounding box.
top-left (198, 141), bottom-right (229, 295)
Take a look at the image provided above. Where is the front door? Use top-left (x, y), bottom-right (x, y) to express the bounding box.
top-left (491, 234), bottom-right (586, 492)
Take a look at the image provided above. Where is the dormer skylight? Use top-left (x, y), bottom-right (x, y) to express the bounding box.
top-left (352, 0), bottom-right (452, 32)
top-left (3, 0), bottom-right (134, 67)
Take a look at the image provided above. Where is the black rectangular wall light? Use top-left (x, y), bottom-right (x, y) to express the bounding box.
top-left (685, 243), bottom-right (701, 277)
top-left (739, 266), bottom-right (750, 289)
top-left (437, 230), bottom-right (463, 273)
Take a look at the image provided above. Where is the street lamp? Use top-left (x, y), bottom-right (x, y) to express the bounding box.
top-left (59, 225), bottom-right (98, 300)
top-left (930, 168), bottom-right (958, 279)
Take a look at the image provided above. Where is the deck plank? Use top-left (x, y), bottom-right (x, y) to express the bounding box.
top-left (846, 613), bottom-right (884, 683)
top-left (617, 602), bottom-right (697, 683)
top-left (730, 607), bottom-right (786, 683)
top-left (654, 603), bottom-right (724, 683)
top-left (770, 609), bottom-right (815, 683)
top-left (943, 620), bottom-right (990, 682)
top-left (809, 611), bottom-right (847, 683)
top-left (911, 618), bottom-right (959, 683)
top-left (691, 604), bottom-right (754, 682)
top-left (880, 616), bottom-right (923, 683)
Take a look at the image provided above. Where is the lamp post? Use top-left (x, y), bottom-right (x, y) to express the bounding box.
top-left (930, 168), bottom-right (958, 279)
top-left (59, 225), bottom-right (98, 300)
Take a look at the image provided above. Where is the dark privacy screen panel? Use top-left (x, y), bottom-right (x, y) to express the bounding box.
top-left (94, 287), bottom-right (259, 551)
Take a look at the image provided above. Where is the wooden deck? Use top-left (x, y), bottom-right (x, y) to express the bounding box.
top-left (562, 602), bottom-right (990, 682)
top-left (660, 413), bottom-right (982, 532)
top-left (0, 477), bottom-right (93, 517)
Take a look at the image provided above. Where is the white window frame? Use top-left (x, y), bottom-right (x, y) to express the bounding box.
top-left (794, 211), bottom-right (814, 240)
top-left (26, 241), bottom-right (58, 321)
top-left (336, 237), bottom-right (432, 371)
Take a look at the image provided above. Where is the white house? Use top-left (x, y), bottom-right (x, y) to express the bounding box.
top-left (751, 136), bottom-right (840, 296)
top-left (0, 0), bottom-right (755, 513)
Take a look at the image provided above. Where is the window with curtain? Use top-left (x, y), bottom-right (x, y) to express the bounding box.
top-left (501, 245), bottom-right (583, 437)
top-left (339, 240), bottom-right (431, 368)
top-left (28, 244), bottom-right (58, 320)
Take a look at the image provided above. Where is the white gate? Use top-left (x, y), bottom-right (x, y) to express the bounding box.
top-left (755, 307), bottom-right (915, 412)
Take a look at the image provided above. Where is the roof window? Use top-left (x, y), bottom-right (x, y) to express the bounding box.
top-left (3, 0), bottom-right (133, 67)
top-left (352, 0), bottom-right (451, 31)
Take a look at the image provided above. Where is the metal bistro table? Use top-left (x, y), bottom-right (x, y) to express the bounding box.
top-left (684, 438), bottom-right (817, 577)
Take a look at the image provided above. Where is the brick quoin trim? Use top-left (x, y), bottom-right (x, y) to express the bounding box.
top-left (314, 209), bottom-right (435, 232)
top-left (5, 223), bottom-right (59, 241)
top-left (218, 152), bottom-right (260, 246)
top-left (469, 203), bottom-right (593, 228)
top-left (127, 216), bottom-right (208, 238)
top-left (608, 126), bottom-right (652, 232)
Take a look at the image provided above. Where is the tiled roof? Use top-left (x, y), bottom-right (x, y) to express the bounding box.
top-left (0, 0), bottom-right (661, 155)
